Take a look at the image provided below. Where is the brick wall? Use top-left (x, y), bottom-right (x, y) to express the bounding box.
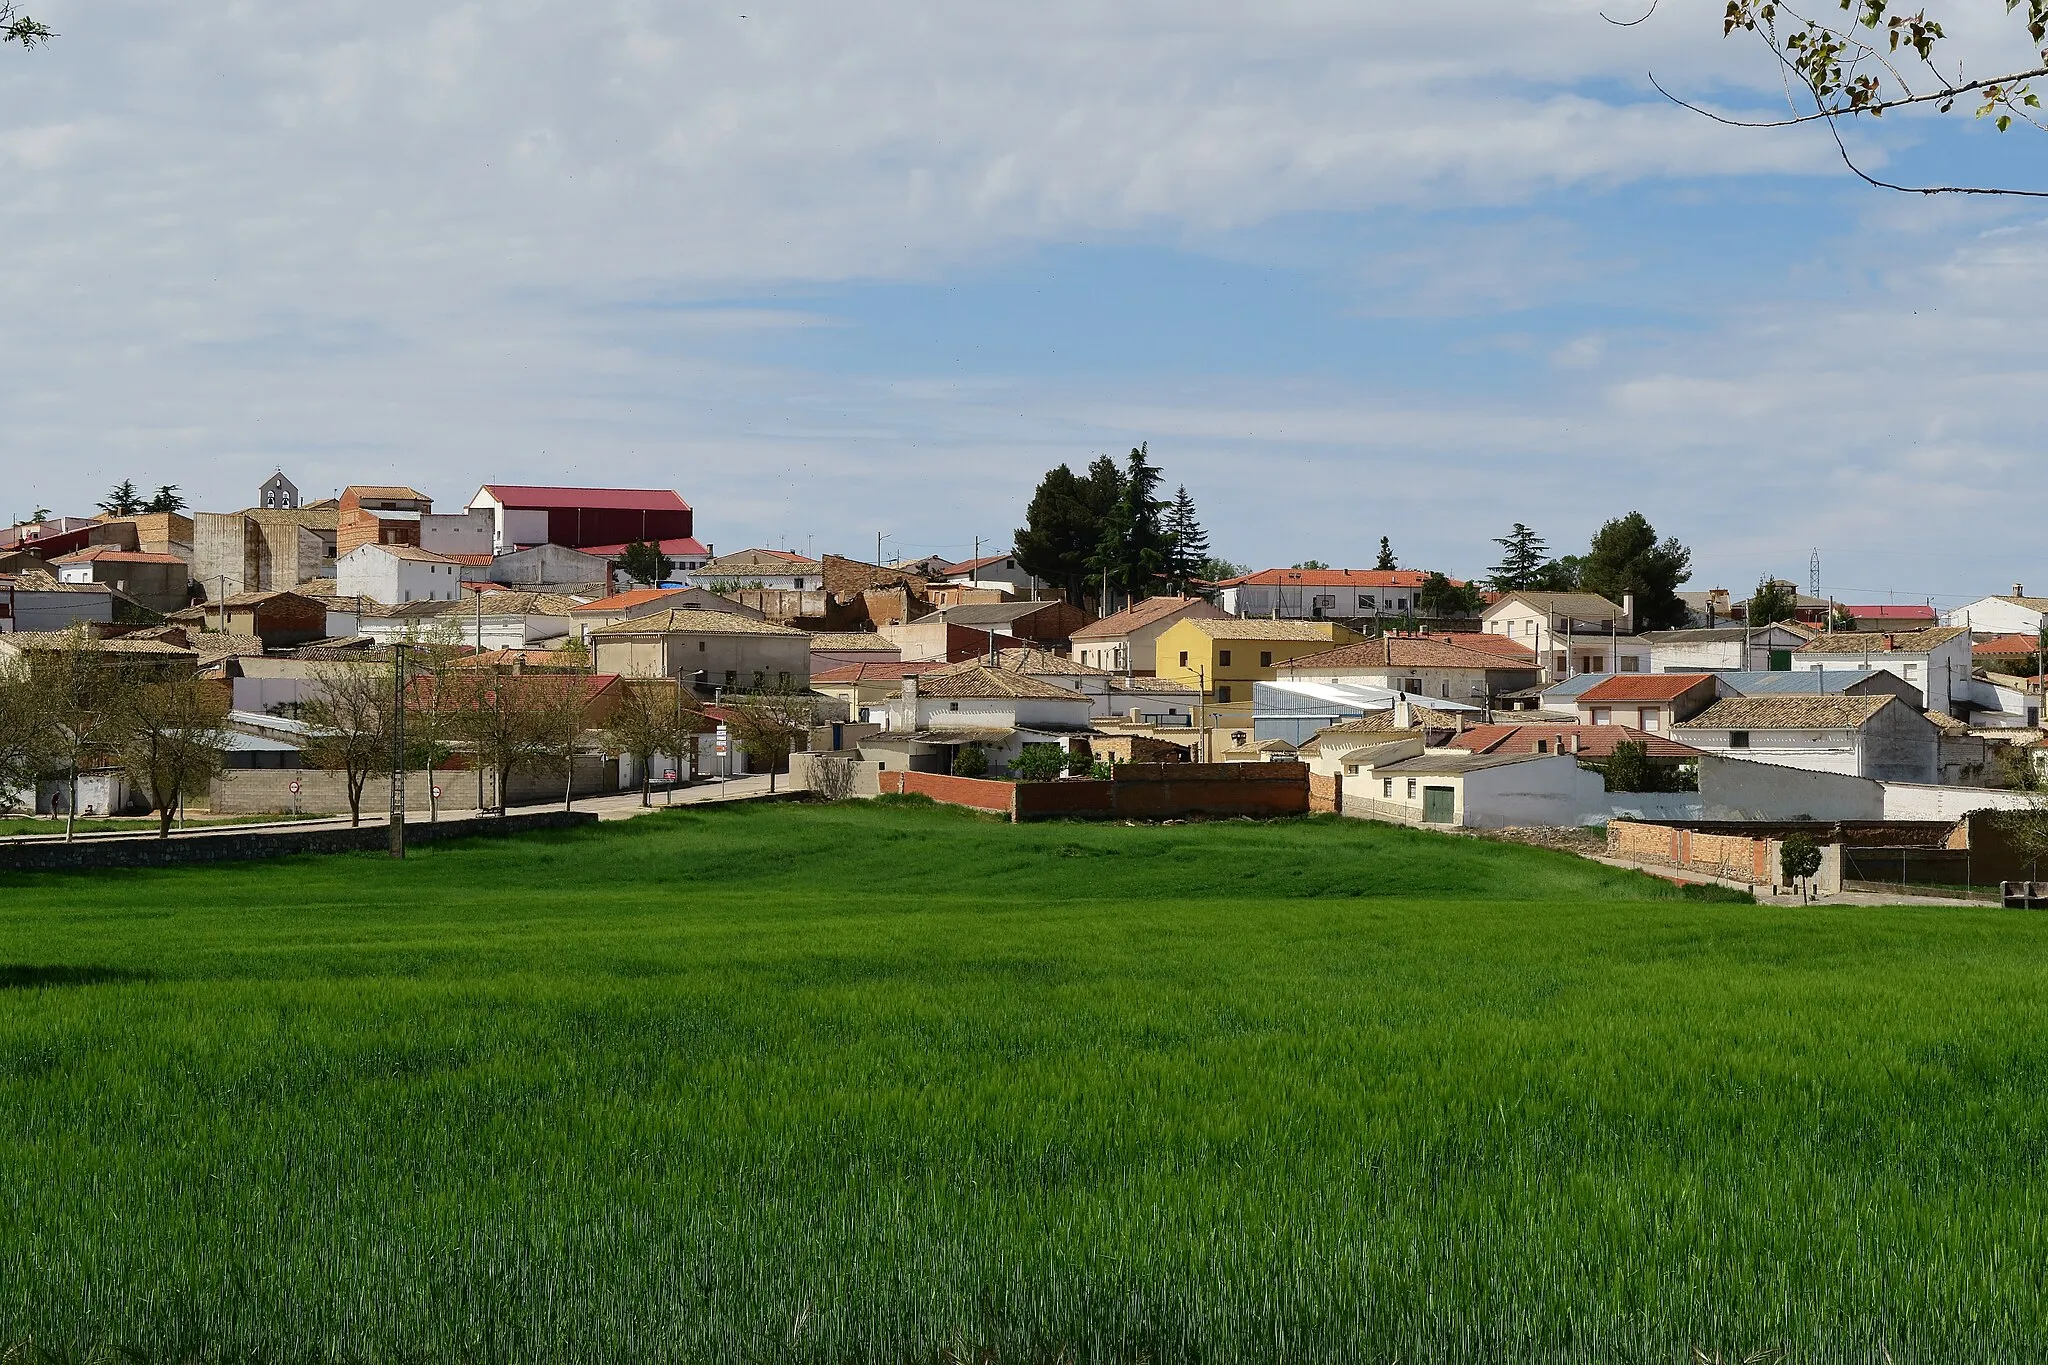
top-left (1608, 820), bottom-right (1771, 885)
top-left (878, 770), bottom-right (1017, 814)
top-left (1309, 772), bottom-right (1342, 814)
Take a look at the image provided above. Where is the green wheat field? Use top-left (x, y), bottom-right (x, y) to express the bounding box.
top-left (1, 799), bottom-right (2045, 1362)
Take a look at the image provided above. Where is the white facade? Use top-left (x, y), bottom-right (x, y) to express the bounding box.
top-left (1480, 593), bottom-right (1646, 683)
top-left (336, 545), bottom-right (463, 606)
top-left (1219, 581), bottom-right (1421, 621)
top-left (1788, 634), bottom-right (1972, 714)
top-left (359, 608), bottom-right (573, 650)
top-left (1645, 626), bottom-right (1809, 673)
top-left (1943, 595), bottom-right (2048, 636)
top-left (941, 555), bottom-right (1044, 594)
top-left (1342, 752), bottom-right (1607, 828)
top-left (420, 510), bottom-right (496, 557)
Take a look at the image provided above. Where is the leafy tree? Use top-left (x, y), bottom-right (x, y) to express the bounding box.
top-left (1162, 485), bottom-right (1211, 594)
top-left (1375, 538), bottom-right (1397, 571)
top-left (1014, 456), bottom-right (1126, 606)
top-left (553, 633), bottom-right (592, 670)
top-left (1292, 559), bottom-right (1331, 571)
top-left (951, 743), bottom-right (989, 778)
top-left (1653, 0), bottom-right (2048, 196)
top-left (1579, 513), bottom-right (1692, 631)
top-left (1831, 604), bottom-right (1860, 633)
top-left (97, 481), bottom-right (143, 517)
top-left (1780, 832), bottom-right (1823, 904)
top-left (1009, 743), bottom-right (1068, 781)
top-left (1488, 524), bottom-right (1550, 593)
top-left (618, 540), bottom-right (665, 587)
top-left (1748, 577), bottom-right (1799, 628)
top-left (299, 663), bottom-right (394, 827)
top-left (1199, 558), bottom-right (1246, 584)
top-left (144, 485), bottom-right (186, 514)
top-left (1530, 555), bottom-right (1585, 593)
top-left (1604, 739), bottom-right (1654, 794)
top-left (2, 3), bottom-right (53, 48)
top-left (112, 677), bottom-right (231, 839)
top-left (1417, 572), bottom-right (1483, 617)
top-left (1088, 444), bottom-right (1171, 609)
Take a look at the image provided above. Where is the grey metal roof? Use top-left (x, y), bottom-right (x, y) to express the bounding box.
top-left (1718, 669), bottom-right (1887, 695)
top-left (1370, 751), bottom-right (1563, 774)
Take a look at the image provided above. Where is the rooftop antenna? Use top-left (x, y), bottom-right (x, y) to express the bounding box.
top-left (1809, 547), bottom-right (1821, 601)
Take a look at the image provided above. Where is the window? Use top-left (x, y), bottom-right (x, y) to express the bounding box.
top-left (1591, 707), bottom-right (1611, 725)
top-left (1358, 596), bottom-right (1371, 609)
top-left (403, 591), bottom-right (412, 602)
top-left (1382, 778), bottom-right (1393, 797)
top-left (1440, 682), bottom-right (1450, 698)
top-left (1904, 663), bottom-right (1919, 678)
top-left (1639, 708), bottom-right (1660, 732)
top-left (1216, 685), bottom-right (1232, 703)
top-left (1729, 731), bottom-right (1750, 748)
top-left (1406, 778), bottom-right (1417, 798)
top-left (1219, 650), bottom-right (1232, 667)
top-left (949, 701), bottom-right (959, 711)
top-left (699, 641), bottom-right (707, 650)
top-left (1395, 598), bottom-right (1408, 610)
top-left (1536, 739), bottom-right (1549, 753)
top-left (1620, 656), bottom-right (1642, 672)
top-left (1179, 651), bottom-right (1189, 668)
top-left (1259, 651), bottom-right (1272, 668)
top-left (724, 671), bottom-right (737, 688)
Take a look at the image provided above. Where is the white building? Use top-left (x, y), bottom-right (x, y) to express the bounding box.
top-left (1480, 591), bottom-right (1647, 683)
top-left (1942, 588), bottom-right (2048, 636)
top-left (1642, 624), bottom-right (1814, 673)
top-left (1788, 627), bottom-right (1972, 716)
top-left (937, 552), bottom-right (1045, 596)
top-left (336, 544), bottom-right (464, 606)
top-left (1069, 595), bottom-right (1230, 673)
top-left (864, 663), bottom-right (1097, 773)
top-left (1212, 568), bottom-right (1441, 622)
top-left (1673, 694), bottom-right (1939, 783)
top-left (419, 510), bottom-right (496, 558)
top-left (1341, 746), bottom-right (1607, 828)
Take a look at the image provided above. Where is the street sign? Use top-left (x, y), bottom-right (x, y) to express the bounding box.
top-left (431, 785), bottom-right (442, 799)
top-left (664, 770), bottom-right (678, 783)
top-left (287, 780), bottom-right (301, 795)
top-left (715, 724), bottom-right (729, 757)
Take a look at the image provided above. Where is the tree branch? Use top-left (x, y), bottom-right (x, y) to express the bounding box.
top-left (1647, 63), bottom-right (2048, 128)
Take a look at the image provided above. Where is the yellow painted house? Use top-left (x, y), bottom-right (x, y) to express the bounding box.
top-left (1153, 617), bottom-right (1360, 725)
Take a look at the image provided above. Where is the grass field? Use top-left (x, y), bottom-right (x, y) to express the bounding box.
top-left (0, 813), bottom-right (328, 838)
top-left (1, 800), bottom-right (2045, 1362)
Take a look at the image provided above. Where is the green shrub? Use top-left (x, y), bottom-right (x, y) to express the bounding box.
top-left (951, 744), bottom-right (989, 778)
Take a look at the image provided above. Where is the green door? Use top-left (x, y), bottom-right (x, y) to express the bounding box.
top-left (1422, 786), bottom-right (1456, 824)
top-left (1769, 649), bottom-right (1792, 671)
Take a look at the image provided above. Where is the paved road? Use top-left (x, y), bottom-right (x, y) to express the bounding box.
top-left (0, 775), bottom-right (793, 844)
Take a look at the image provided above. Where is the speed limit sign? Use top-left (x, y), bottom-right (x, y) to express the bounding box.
top-left (431, 785), bottom-right (442, 799)
top-left (288, 779), bottom-right (301, 795)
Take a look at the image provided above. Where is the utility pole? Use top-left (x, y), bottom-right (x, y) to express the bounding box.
top-left (389, 641), bottom-right (408, 858)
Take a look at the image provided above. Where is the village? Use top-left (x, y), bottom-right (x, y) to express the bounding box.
top-left (4, 471), bottom-right (2045, 899)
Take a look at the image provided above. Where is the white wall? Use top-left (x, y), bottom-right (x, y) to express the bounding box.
top-left (1695, 753), bottom-right (1883, 821)
top-left (1683, 728), bottom-right (1863, 776)
top-left (420, 511), bottom-right (495, 556)
top-left (1463, 758), bottom-right (1609, 828)
top-left (337, 547), bottom-right (462, 605)
top-left (1878, 783), bottom-right (2035, 821)
top-left (1944, 597), bottom-right (2043, 634)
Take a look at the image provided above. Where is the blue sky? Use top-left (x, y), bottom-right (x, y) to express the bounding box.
top-left (4, 0), bottom-right (2048, 607)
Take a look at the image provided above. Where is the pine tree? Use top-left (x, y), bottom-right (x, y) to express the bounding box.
top-left (1488, 523), bottom-right (1549, 592)
top-left (1015, 457), bottom-right (1125, 606)
top-left (1087, 444), bottom-right (1171, 608)
top-left (1375, 537), bottom-right (1397, 571)
top-left (97, 480), bottom-right (142, 517)
top-left (144, 485), bottom-right (186, 514)
top-left (1162, 485), bottom-right (1210, 593)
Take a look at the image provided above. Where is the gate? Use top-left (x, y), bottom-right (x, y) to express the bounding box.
top-left (1422, 786), bottom-right (1457, 824)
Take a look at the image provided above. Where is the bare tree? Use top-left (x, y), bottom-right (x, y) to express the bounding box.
top-left (723, 681), bottom-right (818, 793)
top-left (598, 680), bottom-right (701, 807)
top-left (112, 678), bottom-right (232, 839)
top-left (299, 663), bottom-right (395, 828)
top-left (446, 672), bottom-right (556, 814)
top-left (809, 754), bottom-right (859, 802)
top-left (0, 653), bottom-right (60, 813)
top-left (525, 673), bottom-right (593, 812)
top-left (1638, 0), bottom-right (2048, 195)
top-left (31, 630), bottom-right (138, 841)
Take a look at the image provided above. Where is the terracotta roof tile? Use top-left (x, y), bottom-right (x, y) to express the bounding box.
top-left (1795, 627), bottom-right (1969, 654)
top-left (1675, 695), bottom-right (1899, 730)
top-left (1577, 673), bottom-right (1720, 703)
top-left (589, 609), bottom-right (807, 637)
top-left (1070, 595), bottom-right (1221, 640)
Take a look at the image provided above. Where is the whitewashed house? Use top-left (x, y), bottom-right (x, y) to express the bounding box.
top-left (1642, 624), bottom-right (1813, 673)
top-left (1788, 627), bottom-right (1972, 716)
top-left (336, 544), bottom-right (464, 606)
top-left (1673, 695), bottom-right (1939, 783)
top-left (1213, 568), bottom-right (1438, 622)
top-left (864, 663), bottom-right (1096, 773)
top-left (1341, 749), bottom-right (1606, 828)
top-left (1480, 591), bottom-right (1649, 682)
top-left (1942, 588), bottom-right (2048, 636)
top-left (936, 552), bottom-right (1046, 596)
top-left (1069, 596), bottom-right (1230, 673)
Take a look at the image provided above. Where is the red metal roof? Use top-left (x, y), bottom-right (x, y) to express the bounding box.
top-left (575, 537), bottom-right (710, 558)
top-left (476, 485), bottom-right (692, 512)
top-left (1577, 673), bottom-right (1720, 703)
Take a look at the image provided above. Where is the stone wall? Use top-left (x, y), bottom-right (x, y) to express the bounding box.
top-left (0, 810), bottom-right (598, 873)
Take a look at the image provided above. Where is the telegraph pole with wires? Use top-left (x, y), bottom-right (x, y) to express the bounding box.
top-left (389, 641), bottom-right (408, 859)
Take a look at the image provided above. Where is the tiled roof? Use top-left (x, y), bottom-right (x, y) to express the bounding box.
top-left (1449, 723), bottom-right (1702, 759)
top-left (811, 661), bottom-right (950, 684)
top-left (1178, 618), bottom-right (1343, 642)
top-left (807, 632), bottom-right (899, 651)
top-left (699, 548), bottom-right (821, 574)
top-left (1577, 673), bottom-right (1719, 703)
top-left (51, 547), bottom-right (187, 565)
top-left (1212, 568), bottom-right (1437, 588)
top-left (0, 632), bottom-right (197, 657)
top-left (1844, 604), bottom-right (1937, 620)
top-left (1489, 591), bottom-right (1625, 618)
top-left (916, 663), bottom-right (1090, 701)
top-left (570, 587), bottom-right (689, 614)
top-left (1439, 632), bottom-right (1540, 660)
top-left (342, 486), bottom-right (430, 501)
top-left (1110, 676), bottom-right (1199, 694)
top-left (462, 591), bottom-right (586, 616)
top-left (939, 602), bottom-right (1072, 626)
top-left (1676, 695), bottom-right (1898, 730)
top-left (1372, 751), bottom-right (1562, 774)
top-left (589, 609), bottom-right (807, 637)
top-left (1, 570), bottom-right (110, 594)
top-left (941, 553), bottom-right (1015, 575)
top-left (1795, 627), bottom-right (1969, 654)
top-left (296, 578), bottom-right (339, 596)
top-left (1279, 636), bottom-right (1531, 673)
top-left (350, 544), bottom-right (453, 563)
top-left (221, 589), bottom-right (322, 608)
top-left (476, 485), bottom-right (691, 512)
top-left (1069, 595), bottom-right (1217, 640)
top-left (1976, 634), bottom-right (2042, 655)
top-left (993, 647), bottom-right (1112, 676)
top-left (574, 537), bottom-right (710, 557)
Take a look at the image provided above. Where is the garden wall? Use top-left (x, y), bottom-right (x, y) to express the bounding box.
top-left (878, 771), bottom-right (1016, 813)
top-left (877, 763), bottom-right (1311, 822)
top-left (0, 810), bottom-right (598, 873)
top-left (1309, 773), bottom-right (1341, 815)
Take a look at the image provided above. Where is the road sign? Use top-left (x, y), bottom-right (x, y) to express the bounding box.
top-left (664, 770), bottom-right (678, 783)
top-left (288, 780), bottom-right (301, 795)
top-left (715, 724), bottom-right (729, 757)
top-left (431, 785), bottom-right (442, 799)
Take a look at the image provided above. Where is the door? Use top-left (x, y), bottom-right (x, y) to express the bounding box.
top-left (1422, 786), bottom-right (1457, 824)
top-left (1769, 649), bottom-right (1792, 671)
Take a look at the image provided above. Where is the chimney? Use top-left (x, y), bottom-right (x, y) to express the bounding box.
top-left (1883, 633), bottom-right (1896, 651)
top-left (2016, 583), bottom-right (2026, 598)
top-left (1621, 593), bottom-right (1635, 632)
top-left (903, 674), bottom-right (918, 709)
